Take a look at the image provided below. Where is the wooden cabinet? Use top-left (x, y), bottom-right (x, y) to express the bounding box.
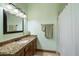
top-left (24, 39), bottom-right (37, 56)
top-left (15, 38), bottom-right (37, 56)
top-left (15, 48), bottom-right (25, 56)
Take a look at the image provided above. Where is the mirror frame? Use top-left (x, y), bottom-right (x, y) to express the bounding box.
top-left (3, 10), bottom-right (24, 34)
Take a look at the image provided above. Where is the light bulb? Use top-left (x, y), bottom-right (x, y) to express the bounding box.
top-left (14, 9), bottom-right (19, 14)
top-left (19, 13), bottom-right (24, 17)
top-left (23, 15), bottom-right (26, 18)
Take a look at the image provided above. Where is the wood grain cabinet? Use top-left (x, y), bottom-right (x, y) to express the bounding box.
top-left (24, 39), bottom-right (37, 56)
top-left (16, 48), bottom-right (25, 56)
top-left (15, 38), bottom-right (37, 56)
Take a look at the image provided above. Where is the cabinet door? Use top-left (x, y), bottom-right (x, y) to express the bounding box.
top-left (24, 39), bottom-right (37, 56)
top-left (32, 39), bottom-right (37, 54)
top-left (16, 49), bottom-right (24, 56)
top-left (24, 43), bottom-right (32, 56)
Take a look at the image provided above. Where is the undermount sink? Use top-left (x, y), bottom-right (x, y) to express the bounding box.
top-left (16, 40), bottom-right (29, 44)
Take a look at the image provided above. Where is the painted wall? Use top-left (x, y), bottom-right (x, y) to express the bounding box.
top-left (57, 3), bottom-right (67, 15)
top-left (27, 3), bottom-right (58, 51)
top-left (0, 4), bottom-right (28, 42)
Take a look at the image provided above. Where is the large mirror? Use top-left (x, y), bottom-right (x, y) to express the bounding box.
top-left (3, 10), bottom-right (24, 34)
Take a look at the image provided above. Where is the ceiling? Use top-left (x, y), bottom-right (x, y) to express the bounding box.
top-left (14, 3), bottom-right (67, 15)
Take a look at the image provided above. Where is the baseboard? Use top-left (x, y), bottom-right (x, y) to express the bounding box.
top-left (36, 49), bottom-right (60, 56)
top-left (36, 49), bottom-right (56, 53)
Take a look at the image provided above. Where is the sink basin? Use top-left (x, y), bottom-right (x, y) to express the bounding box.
top-left (16, 40), bottom-right (29, 44)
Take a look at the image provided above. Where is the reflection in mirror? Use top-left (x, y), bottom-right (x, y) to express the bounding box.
top-left (3, 10), bottom-right (24, 34)
top-left (6, 11), bottom-right (23, 32)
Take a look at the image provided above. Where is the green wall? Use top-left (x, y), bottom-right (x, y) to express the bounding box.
top-left (57, 3), bottom-right (67, 15)
top-left (27, 3), bottom-right (58, 51)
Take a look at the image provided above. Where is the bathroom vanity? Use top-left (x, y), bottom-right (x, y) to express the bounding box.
top-left (0, 35), bottom-right (37, 56)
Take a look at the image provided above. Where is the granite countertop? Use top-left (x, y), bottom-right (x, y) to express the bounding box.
top-left (0, 36), bottom-right (36, 55)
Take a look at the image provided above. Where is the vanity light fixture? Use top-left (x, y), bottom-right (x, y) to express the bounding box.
top-left (22, 15), bottom-right (26, 18)
top-left (19, 12), bottom-right (24, 17)
top-left (3, 4), bottom-right (15, 12)
top-left (5, 4), bottom-right (14, 10)
top-left (14, 9), bottom-right (19, 14)
top-left (2, 3), bottom-right (27, 18)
